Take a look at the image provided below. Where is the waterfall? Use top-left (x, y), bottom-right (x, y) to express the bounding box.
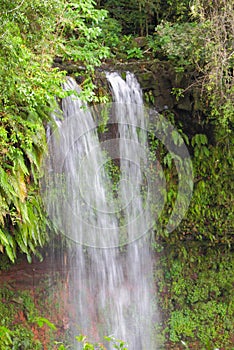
top-left (44, 73), bottom-right (158, 349)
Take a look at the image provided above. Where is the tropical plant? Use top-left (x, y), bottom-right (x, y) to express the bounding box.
top-left (0, 0), bottom-right (111, 261)
top-left (150, 0), bottom-right (234, 131)
top-left (76, 334), bottom-right (128, 349)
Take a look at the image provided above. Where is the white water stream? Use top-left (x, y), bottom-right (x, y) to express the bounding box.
top-left (44, 72), bottom-right (158, 349)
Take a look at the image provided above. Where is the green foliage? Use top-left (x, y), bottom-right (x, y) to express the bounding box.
top-left (149, 21), bottom-right (204, 71)
top-left (155, 245), bottom-right (234, 348)
top-left (98, 17), bottom-right (122, 54)
top-left (0, 288), bottom-right (44, 349)
top-left (100, 0), bottom-right (191, 36)
top-left (149, 0), bottom-right (234, 132)
top-left (75, 334), bottom-right (128, 349)
top-left (147, 102), bottom-right (232, 244)
top-left (0, 325), bottom-right (42, 350)
top-left (0, 112), bottom-right (49, 261)
top-left (191, 134), bottom-right (209, 158)
top-left (118, 35), bottom-right (144, 60)
top-left (104, 159), bottom-right (121, 195)
top-left (104, 335), bottom-right (128, 349)
top-left (99, 29), bottom-right (145, 61)
top-left (0, 2), bottom-right (232, 347)
top-left (34, 317), bottom-right (57, 330)
top-left (100, 0), bottom-right (146, 35)
top-left (75, 335), bottom-right (105, 349)
top-left (181, 138), bottom-right (233, 243)
top-left (0, 285), bottom-right (70, 349)
top-left (0, 0), bottom-right (63, 261)
top-left (126, 47), bottom-right (144, 60)
top-left (152, 127), bottom-right (233, 244)
top-left (0, 0), bottom-right (111, 261)
top-left (59, 0), bottom-right (110, 70)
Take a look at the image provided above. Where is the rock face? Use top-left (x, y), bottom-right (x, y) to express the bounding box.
top-left (54, 58), bottom-right (209, 139)
top-left (102, 60), bottom-right (207, 139)
top-left (105, 60), bottom-right (192, 111)
top-left (130, 61), bottom-right (177, 111)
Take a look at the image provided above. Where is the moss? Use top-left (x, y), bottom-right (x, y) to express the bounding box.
top-left (154, 244), bottom-right (234, 349)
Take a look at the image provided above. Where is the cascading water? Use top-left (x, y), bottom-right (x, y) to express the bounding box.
top-left (105, 72), bottom-right (157, 349)
top-left (44, 72), bottom-right (159, 349)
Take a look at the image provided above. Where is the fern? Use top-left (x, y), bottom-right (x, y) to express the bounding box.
top-left (13, 153), bottom-right (29, 176)
top-left (0, 230), bottom-right (16, 262)
top-left (0, 195), bottom-right (8, 225)
top-left (0, 167), bottom-right (15, 200)
top-left (18, 171), bottom-right (27, 202)
top-left (0, 113), bottom-right (48, 262)
top-left (5, 245), bottom-right (15, 262)
top-left (0, 229), bottom-right (9, 246)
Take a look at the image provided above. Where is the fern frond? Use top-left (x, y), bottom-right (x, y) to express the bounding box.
top-left (0, 229), bottom-right (9, 246)
top-left (0, 230), bottom-right (16, 262)
top-left (5, 245), bottom-right (15, 262)
top-left (0, 195), bottom-right (8, 225)
top-left (14, 153), bottom-right (29, 176)
top-left (25, 147), bottom-right (41, 170)
top-left (0, 167), bottom-right (15, 201)
top-left (15, 233), bottom-right (28, 254)
top-left (18, 171), bottom-right (27, 202)
top-left (17, 201), bottom-right (30, 223)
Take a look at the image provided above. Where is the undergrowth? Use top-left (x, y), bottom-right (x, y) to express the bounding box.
top-left (154, 243), bottom-right (234, 349)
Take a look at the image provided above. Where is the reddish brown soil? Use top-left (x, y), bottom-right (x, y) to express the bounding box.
top-left (0, 254), bottom-right (71, 349)
top-left (0, 255), bottom-right (50, 289)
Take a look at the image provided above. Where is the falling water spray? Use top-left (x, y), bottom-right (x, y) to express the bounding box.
top-left (42, 72), bottom-right (193, 349)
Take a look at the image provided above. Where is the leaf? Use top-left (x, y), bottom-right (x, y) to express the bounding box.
top-left (35, 317), bottom-right (57, 330)
top-left (0, 229), bottom-right (9, 246)
top-left (200, 134), bottom-right (208, 145)
top-left (15, 153), bottom-right (29, 176)
top-left (26, 254), bottom-right (32, 263)
top-left (5, 244), bottom-right (15, 262)
top-left (0, 326), bottom-right (13, 344)
top-left (16, 234), bottom-right (28, 254)
top-left (0, 167), bottom-right (15, 199)
top-left (203, 146), bottom-right (210, 157)
top-left (18, 171), bottom-right (27, 202)
top-left (76, 335), bottom-right (87, 342)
